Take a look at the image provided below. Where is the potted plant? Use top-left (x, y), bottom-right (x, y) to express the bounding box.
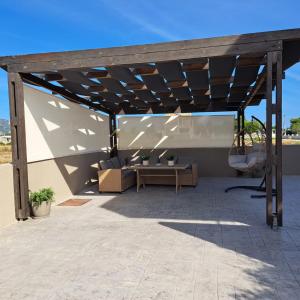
top-left (167, 155), bottom-right (176, 166)
top-left (140, 154), bottom-right (150, 166)
top-left (29, 188), bottom-right (55, 218)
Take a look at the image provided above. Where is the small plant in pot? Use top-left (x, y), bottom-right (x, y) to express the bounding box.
top-left (29, 188), bottom-right (55, 218)
top-left (140, 154), bottom-right (150, 166)
top-left (167, 155), bottom-right (176, 166)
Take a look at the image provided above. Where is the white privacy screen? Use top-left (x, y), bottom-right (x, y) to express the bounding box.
top-left (24, 85), bottom-right (110, 162)
top-left (118, 115), bottom-right (234, 150)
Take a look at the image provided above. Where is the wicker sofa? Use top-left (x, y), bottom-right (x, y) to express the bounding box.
top-left (98, 156), bottom-right (136, 193)
top-left (98, 156), bottom-right (198, 192)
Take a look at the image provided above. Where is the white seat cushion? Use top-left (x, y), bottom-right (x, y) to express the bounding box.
top-left (228, 155), bottom-right (247, 166)
top-left (230, 162), bottom-right (249, 171)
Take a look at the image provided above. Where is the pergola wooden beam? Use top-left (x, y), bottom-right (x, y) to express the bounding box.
top-left (0, 40), bottom-right (282, 73)
top-left (20, 73), bottom-right (112, 115)
top-left (3, 27), bottom-right (300, 72)
top-left (241, 71), bottom-right (267, 109)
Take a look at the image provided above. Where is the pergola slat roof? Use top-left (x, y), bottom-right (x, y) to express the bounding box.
top-left (1, 28), bottom-right (300, 115)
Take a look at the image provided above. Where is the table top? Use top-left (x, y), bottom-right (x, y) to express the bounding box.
top-left (125, 164), bottom-right (190, 170)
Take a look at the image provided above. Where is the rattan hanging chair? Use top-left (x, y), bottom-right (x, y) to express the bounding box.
top-left (225, 116), bottom-right (272, 197)
top-left (228, 128), bottom-right (266, 173)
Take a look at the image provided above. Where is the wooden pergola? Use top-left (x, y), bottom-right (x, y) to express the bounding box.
top-left (1, 28), bottom-right (300, 226)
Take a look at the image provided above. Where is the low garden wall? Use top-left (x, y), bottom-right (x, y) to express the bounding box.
top-left (0, 164), bottom-right (16, 228)
top-left (28, 151), bottom-right (108, 204)
top-left (119, 145), bottom-right (300, 177)
top-left (1, 145), bottom-right (299, 229)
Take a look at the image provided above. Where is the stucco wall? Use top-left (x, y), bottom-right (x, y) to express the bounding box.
top-left (118, 148), bottom-right (236, 177)
top-left (119, 145), bottom-right (300, 177)
top-left (283, 145), bottom-right (300, 175)
top-left (28, 151), bottom-right (108, 204)
top-left (0, 164), bottom-right (16, 228)
top-left (1, 145), bottom-right (300, 229)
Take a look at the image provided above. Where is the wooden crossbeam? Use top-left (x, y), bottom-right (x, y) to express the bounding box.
top-left (21, 73), bottom-right (112, 114)
top-left (210, 76), bottom-right (234, 85)
top-left (1, 39), bottom-right (282, 73)
top-left (240, 70), bottom-right (266, 109)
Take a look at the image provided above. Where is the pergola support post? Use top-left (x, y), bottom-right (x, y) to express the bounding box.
top-left (109, 114), bottom-right (118, 157)
top-left (265, 51), bottom-right (283, 226)
top-left (266, 52), bottom-right (274, 226)
top-left (275, 51), bottom-right (283, 226)
top-left (241, 109), bottom-right (245, 153)
top-left (8, 73), bottom-right (30, 220)
top-left (237, 110), bottom-right (241, 149)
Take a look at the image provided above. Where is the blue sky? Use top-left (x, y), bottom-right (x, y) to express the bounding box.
top-left (0, 0), bottom-right (300, 126)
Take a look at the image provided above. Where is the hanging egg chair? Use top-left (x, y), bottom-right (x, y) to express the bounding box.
top-left (225, 116), bottom-right (272, 197)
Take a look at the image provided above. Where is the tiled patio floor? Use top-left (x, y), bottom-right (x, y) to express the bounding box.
top-left (1, 177), bottom-right (300, 299)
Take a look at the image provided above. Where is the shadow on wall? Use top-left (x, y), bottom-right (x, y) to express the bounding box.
top-left (54, 151), bottom-right (107, 195)
top-left (27, 150), bottom-right (109, 199)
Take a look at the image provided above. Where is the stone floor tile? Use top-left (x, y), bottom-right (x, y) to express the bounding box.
top-left (0, 177), bottom-right (300, 299)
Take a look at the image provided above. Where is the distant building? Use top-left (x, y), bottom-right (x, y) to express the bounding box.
top-left (0, 135), bottom-right (11, 144)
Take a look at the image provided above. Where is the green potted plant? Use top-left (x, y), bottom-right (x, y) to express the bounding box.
top-left (140, 154), bottom-right (150, 166)
top-left (166, 155), bottom-right (175, 166)
top-left (29, 188), bottom-right (55, 218)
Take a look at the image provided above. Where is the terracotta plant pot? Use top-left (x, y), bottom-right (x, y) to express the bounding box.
top-left (142, 160), bottom-right (149, 166)
top-left (168, 160), bottom-right (175, 166)
top-left (32, 201), bottom-right (52, 218)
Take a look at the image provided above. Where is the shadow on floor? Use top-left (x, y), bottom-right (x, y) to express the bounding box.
top-left (95, 177), bottom-right (300, 299)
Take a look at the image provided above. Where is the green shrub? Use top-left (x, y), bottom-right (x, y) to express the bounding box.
top-left (29, 188), bottom-right (55, 207)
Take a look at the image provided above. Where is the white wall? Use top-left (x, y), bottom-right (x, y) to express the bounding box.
top-left (118, 114), bottom-right (234, 150)
top-left (24, 85), bottom-right (110, 162)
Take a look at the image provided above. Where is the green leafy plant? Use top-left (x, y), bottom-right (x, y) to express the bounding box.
top-left (29, 188), bottom-right (55, 207)
top-left (290, 117), bottom-right (300, 134)
top-left (140, 154), bottom-right (150, 161)
top-left (166, 155), bottom-right (175, 161)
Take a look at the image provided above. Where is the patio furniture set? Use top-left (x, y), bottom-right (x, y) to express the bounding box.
top-left (98, 156), bottom-right (198, 193)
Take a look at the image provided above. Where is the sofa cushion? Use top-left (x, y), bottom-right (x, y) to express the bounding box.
top-left (107, 160), bottom-right (114, 169)
top-left (99, 159), bottom-right (113, 170)
top-left (99, 160), bottom-right (108, 170)
top-left (111, 156), bottom-right (121, 169)
top-left (122, 169), bottom-right (135, 178)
